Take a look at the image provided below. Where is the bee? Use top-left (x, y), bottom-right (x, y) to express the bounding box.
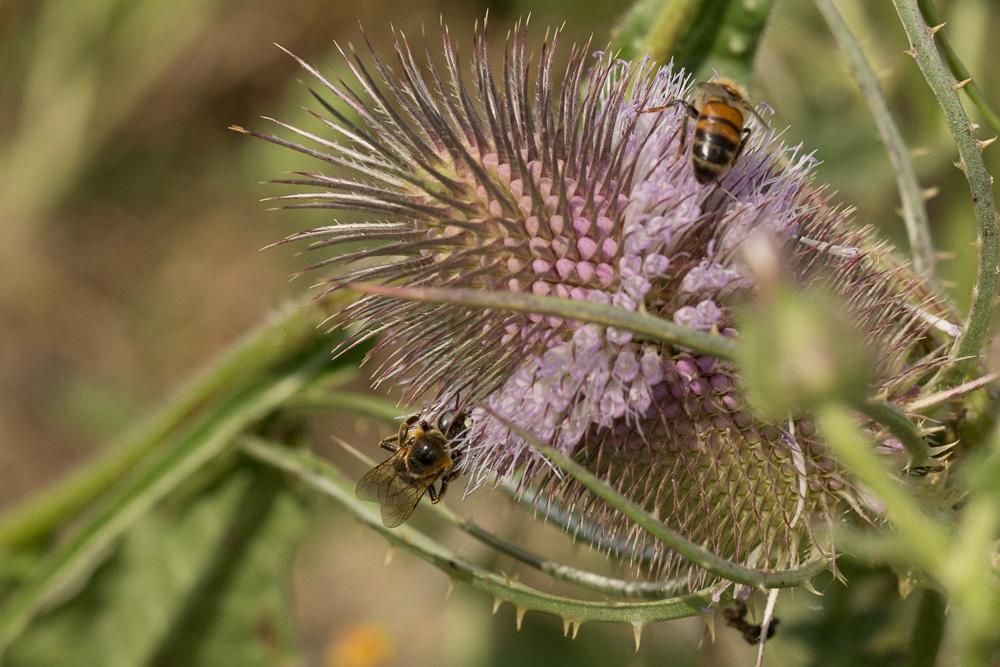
top-left (642, 76), bottom-right (762, 185)
top-left (356, 410), bottom-right (469, 527)
top-left (722, 600), bottom-right (780, 645)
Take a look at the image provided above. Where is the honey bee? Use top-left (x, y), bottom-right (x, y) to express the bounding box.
top-left (643, 76), bottom-right (762, 185)
top-left (356, 410), bottom-right (469, 527)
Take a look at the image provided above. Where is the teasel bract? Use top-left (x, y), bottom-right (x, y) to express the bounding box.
top-left (239, 20), bottom-right (951, 592)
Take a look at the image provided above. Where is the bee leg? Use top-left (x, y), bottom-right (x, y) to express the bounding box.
top-left (644, 99), bottom-right (697, 156)
top-left (394, 414), bottom-right (420, 448)
top-left (427, 484), bottom-right (441, 503)
top-left (433, 467), bottom-right (463, 503)
top-left (378, 435), bottom-right (400, 453)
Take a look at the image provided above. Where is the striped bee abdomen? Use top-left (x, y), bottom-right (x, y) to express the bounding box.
top-left (691, 99), bottom-right (745, 184)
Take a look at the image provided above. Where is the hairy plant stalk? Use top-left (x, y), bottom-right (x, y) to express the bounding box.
top-left (917, 0), bottom-right (1000, 136)
top-left (239, 436), bottom-right (718, 627)
top-left (892, 0), bottom-right (999, 388)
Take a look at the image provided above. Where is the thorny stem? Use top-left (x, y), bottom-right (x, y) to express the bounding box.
top-left (917, 0), bottom-right (1000, 137)
top-left (815, 0), bottom-right (936, 278)
top-left (848, 398), bottom-right (931, 470)
top-left (891, 0), bottom-right (999, 388)
top-left (292, 392), bottom-right (706, 598)
top-left (490, 412), bottom-right (831, 590)
top-left (337, 438), bottom-right (697, 599)
top-left (349, 283), bottom-right (740, 361)
top-left (816, 405), bottom-right (949, 574)
top-left (239, 436), bottom-right (719, 626)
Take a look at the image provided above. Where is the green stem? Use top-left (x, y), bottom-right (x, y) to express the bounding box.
top-left (239, 436), bottom-right (717, 627)
top-left (815, 405), bottom-right (949, 574)
top-left (916, 0), bottom-right (1000, 136)
top-left (892, 0), bottom-right (999, 388)
top-left (491, 413), bottom-right (830, 589)
top-left (815, 0), bottom-right (936, 278)
top-left (849, 398), bottom-right (931, 470)
top-left (349, 284), bottom-right (739, 361)
top-left (907, 587), bottom-right (947, 667)
top-left (336, 432), bottom-right (691, 599)
top-left (282, 390), bottom-right (669, 573)
top-left (0, 298), bottom-right (344, 551)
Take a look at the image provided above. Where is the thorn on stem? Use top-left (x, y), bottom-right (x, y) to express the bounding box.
top-left (632, 622), bottom-right (645, 652)
top-left (929, 22), bottom-right (946, 36)
top-left (921, 186), bottom-right (940, 201)
top-left (978, 136), bottom-right (998, 151)
top-left (953, 77), bottom-right (973, 91)
top-left (515, 606), bottom-right (526, 631)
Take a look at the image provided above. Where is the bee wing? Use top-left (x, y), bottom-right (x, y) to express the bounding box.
top-left (355, 455), bottom-right (434, 528)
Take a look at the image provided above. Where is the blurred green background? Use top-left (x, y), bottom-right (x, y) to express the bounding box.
top-left (1, 0), bottom-right (997, 664)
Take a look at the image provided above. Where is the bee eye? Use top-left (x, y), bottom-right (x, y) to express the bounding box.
top-left (412, 442), bottom-right (442, 467)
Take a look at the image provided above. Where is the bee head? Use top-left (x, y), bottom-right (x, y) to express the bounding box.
top-left (409, 437), bottom-right (448, 472)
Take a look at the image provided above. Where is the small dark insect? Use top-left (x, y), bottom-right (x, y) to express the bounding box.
top-left (722, 600), bottom-right (780, 645)
top-left (642, 75), bottom-right (764, 185)
top-left (356, 412), bottom-right (467, 527)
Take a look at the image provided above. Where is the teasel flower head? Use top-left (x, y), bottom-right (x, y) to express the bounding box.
top-left (240, 21), bottom-right (951, 590)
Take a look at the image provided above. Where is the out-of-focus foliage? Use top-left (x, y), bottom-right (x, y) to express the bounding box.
top-left (0, 0), bottom-right (998, 665)
top-left (7, 464), bottom-right (305, 667)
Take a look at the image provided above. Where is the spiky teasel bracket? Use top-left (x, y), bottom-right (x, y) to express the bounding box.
top-left (241, 19), bottom-right (953, 597)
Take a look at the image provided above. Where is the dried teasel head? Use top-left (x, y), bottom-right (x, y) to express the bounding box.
top-left (241, 20), bottom-right (952, 590)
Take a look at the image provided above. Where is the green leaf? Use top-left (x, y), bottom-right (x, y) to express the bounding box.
top-left (151, 464), bottom-right (306, 667)
top-left (0, 338), bottom-right (333, 657)
top-left (6, 464), bottom-right (305, 667)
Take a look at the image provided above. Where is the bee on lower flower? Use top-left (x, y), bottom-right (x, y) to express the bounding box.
top-left (356, 410), bottom-right (469, 527)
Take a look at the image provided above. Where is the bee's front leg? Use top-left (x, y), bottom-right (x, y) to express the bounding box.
top-left (427, 484), bottom-right (441, 503)
top-left (378, 435), bottom-right (400, 453)
top-left (434, 463), bottom-right (463, 503)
